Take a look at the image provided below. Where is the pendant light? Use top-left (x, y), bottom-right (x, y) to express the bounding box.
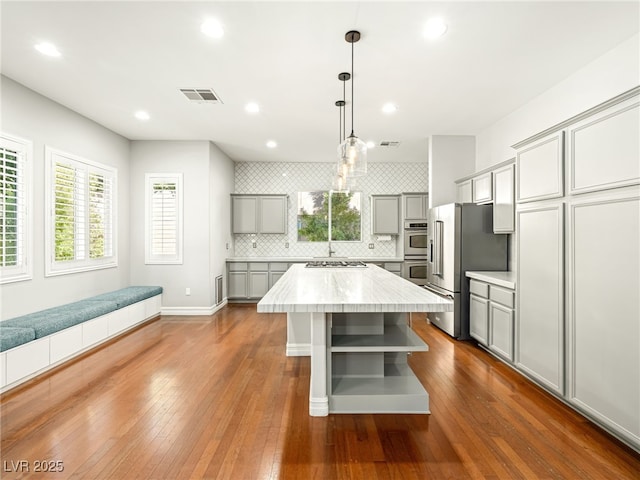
top-left (337, 30), bottom-right (367, 177)
top-left (333, 72), bottom-right (351, 192)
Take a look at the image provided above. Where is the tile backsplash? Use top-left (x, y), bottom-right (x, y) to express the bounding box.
top-left (233, 161), bottom-right (428, 258)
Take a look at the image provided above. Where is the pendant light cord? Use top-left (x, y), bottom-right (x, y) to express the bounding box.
top-left (343, 79), bottom-right (347, 142)
top-left (350, 39), bottom-right (355, 137)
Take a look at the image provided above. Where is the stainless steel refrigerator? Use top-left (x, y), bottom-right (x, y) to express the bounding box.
top-left (425, 203), bottom-right (507, 339)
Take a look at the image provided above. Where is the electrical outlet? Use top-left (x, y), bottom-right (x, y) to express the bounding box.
top-left (185, 287), bottom-right (191, 296)
top-left (225, 242), bottom-right (229, 250)
top-left (368, 243), bottom-right (374, 249)
top-left (285, 242), bottom-right (289, 248)
top-left (252, 242), bottom-right (257, 248)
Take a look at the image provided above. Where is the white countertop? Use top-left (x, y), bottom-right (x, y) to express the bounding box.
top-left (227, 257), bottom-right (404, 263)
top-left (257, 264), bottom-right (453, 313)
top-left (465, 271), bottom-right (516, 290)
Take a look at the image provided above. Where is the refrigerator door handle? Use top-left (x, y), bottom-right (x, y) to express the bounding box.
top-left (423, 283), bottom-right (454, 300)
top-left (433, 220), bottom-right (444, 276)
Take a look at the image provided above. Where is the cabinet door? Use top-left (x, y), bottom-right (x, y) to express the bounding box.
top-left (269, 271), bottom-right (286, 289)
top-left (472, 172), bottom-right (493, 204)
top-left (568, 95), bottom-right (639, 195)
top-left (232, 196), bottom-right (258, 233)
top-left (248, 272), bottom-right (269, 298)
top-left (372, 196), bottom-right (400, 234)
top-left (456, 180), bottom-right (473, 203)
top-left (516, 132), bottom-right (564, 203)
top-left (228, 272), bottom-right (248, 298)
top-left (260, 196), bottom-right (287, 234)
top-left (567, 189), bottom-right (639, 446)
top-left (469, 294), bottom-right (489, 345)
top-left (493, 164), bottom-right (515, 233)
top-left (516, 203), bottom-right (564, 394)
top-left (489, 302), bottom-right (514, 361)
top-left (404, 194), bottom-right (427, 219)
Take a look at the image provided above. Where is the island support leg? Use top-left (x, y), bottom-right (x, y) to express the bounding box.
top-left (308, 312), bottom-right (329, 416)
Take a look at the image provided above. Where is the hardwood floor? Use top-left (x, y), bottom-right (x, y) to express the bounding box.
top-left (1, 304), bottom-right (638, 479)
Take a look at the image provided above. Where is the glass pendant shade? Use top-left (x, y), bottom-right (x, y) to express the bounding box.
top-left (337, 134), bottom-right (367, 177)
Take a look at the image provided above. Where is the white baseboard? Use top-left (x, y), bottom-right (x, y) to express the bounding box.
top-left (286, 343), bottom-right (311, 357)
top-left (161, 300), bottom-right (228, 316)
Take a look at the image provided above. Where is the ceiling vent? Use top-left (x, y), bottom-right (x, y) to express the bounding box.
top-left (379, 141), bottom-right (401, 148)
top-left (180, 88), bottom-right (223, 104)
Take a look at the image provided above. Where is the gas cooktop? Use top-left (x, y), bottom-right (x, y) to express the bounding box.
top-left (305, 260), bottom-right (368, 268)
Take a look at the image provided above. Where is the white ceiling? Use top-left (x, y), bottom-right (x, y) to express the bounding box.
top-left (1, 1), bottom-right (638, 164)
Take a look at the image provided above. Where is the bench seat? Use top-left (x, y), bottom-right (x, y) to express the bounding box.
top-left (87, 286), bottom-right (164, 309)
top-left (0, 327), bottom-right (36, 352)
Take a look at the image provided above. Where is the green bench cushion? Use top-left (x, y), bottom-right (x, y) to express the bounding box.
top-left (0, 327), bottom-right (36, 352)
top-left (86, 286), bottom-right (163, 309)
top-left (1, 300), bottom-right (118, 339)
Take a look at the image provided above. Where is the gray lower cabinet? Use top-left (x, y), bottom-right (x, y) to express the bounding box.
top-left (269, 262), bottom-right (289, 289)
top-left (228, 261), bottom-right (293, 300)
top-left (248, 271), bottom-right (269, 298)
top-left (469, 279), bottom-right (515, 361)
top-left (516, 202), bottom-right (564, 395)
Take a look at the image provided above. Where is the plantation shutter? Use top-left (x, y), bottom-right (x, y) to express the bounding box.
top-left (146, 174), bottom-right (183, 264)
top-left (0, 138), bottom-right (28, 279)
top-left (46, 147), bottom-right (117, 276)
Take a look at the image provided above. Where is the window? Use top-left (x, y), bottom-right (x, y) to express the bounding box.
top-left (297, 191), bottom-right (361, 242)
top-left (45, 147), bottom-right (116, 276)
top-left (145, 173), bottom-right (183, 264)
top-left (0, 133), bottom-right (32, 284)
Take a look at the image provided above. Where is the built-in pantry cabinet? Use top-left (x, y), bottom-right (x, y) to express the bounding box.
top-left (231, 194), bottom-right (288, 234)
top-left (511, 86), bottom-right (640, 450)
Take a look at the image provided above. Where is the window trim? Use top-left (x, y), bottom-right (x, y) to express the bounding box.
top-left (145, 173), bottom-right (184, 265)
top-left (0, 132), bottom-right (33, 284)
top-left (44, 147), bottom-right (118, 277)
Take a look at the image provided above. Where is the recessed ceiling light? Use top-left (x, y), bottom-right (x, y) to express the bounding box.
top-left (266, 140), bottom-right (277, 149)
top-left (34, 42), bottom-right (61, 57)
top-left (382, 103), bottom-right (398, 114)
top-left (423, 18), bottom-right (448, 39)
top-left (366, 141), bottom-right (376, 149)
top-left (245, 102), bottom-right (260, 114)
top-left (134, 110), bottom-right (150, 121)
top-left (201, 18), bottom-right (224, 38)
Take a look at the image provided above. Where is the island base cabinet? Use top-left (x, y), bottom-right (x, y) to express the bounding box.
top-left (327, 312), bottom-right (429, 414)
top-left (567, 189), bottom-right (640, 448)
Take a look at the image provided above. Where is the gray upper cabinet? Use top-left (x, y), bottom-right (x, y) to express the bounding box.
top-left (371, 195), bottom-right (400, 235)
top-left (259, 196), bottom-right (288, 234)
top-left (515, 131), bottom-right (564, 203)
top-left (456, 180), bottom-right (473, 203)
top-left (567, 95), bottom-right (639, 195)
top-left (472, 172), bottom-right (493, 204)
top-left (232, 194), bottom-right (288, 234)
top-left (492, 163), bottom-right (515, 233)
top-left (403, 193), bottom-right (428, 219)
top-left (232, 196), bottom-right (259, 233)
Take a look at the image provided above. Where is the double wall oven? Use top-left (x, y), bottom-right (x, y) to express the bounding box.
top-left (403, 221), bottom-right (428, 285)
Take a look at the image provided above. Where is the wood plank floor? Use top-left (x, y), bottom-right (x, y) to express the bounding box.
top-left (1, 304), bottom-right (638, 479)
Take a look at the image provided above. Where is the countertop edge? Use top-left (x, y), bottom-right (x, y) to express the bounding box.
top-left (465, 271), bottom-right (516, 290)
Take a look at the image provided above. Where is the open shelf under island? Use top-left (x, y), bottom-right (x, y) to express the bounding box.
top-left (257, 263), bottom-right (454, 416)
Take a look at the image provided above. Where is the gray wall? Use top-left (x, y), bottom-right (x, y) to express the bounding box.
top-left (129, 140), bottom-right (234, 312)
top-left (0, 76), bottom-right (131, 319)
top-left (428, 135), bottom-right (475, 208)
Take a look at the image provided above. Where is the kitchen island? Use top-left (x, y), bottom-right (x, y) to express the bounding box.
top-left (257, 263), bottom-right (453, 416)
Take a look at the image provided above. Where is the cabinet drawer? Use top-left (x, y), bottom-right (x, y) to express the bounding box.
top-left (489, 285), bottom-right (514, 308)
top-left (270, 262), bottom-right (289, 272)
top-left (469, 279), bottom-right (489, 298)
top-left (249, 262), bottom-right (269, 272)
top-left (228, 262), bottom-right (247, 272)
